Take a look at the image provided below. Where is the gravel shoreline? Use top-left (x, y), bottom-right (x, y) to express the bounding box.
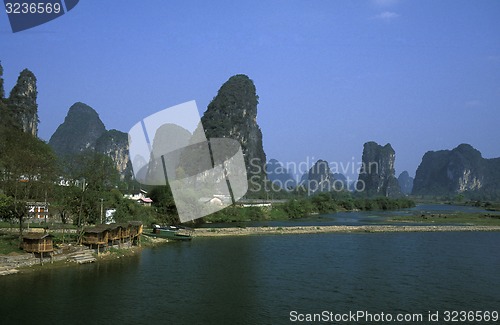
top-left (193, 225), bottom-right (500, 237)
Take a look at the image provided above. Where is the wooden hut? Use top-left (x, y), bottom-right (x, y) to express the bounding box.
top-left (23, 233), bottom-right (54, 253)
top-left (82, 225), bottom-right (110, 252)
top-left (118, 223), bottom-right (131, 243)
top-left (107, 224), bottom-right (122, 247)
top-left (129, 221), bottom-right (143, 237)
top-left (81, 221), bottom-right (144, 251)
top-left (23, 232), bottom-right (54, 264)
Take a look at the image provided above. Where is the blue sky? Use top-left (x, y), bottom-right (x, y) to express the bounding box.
top-left (1, 0), bottom-right (499, 178)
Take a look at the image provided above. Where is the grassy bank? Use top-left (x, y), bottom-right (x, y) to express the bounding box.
top-left (0, 233), bottom-right (21, 255)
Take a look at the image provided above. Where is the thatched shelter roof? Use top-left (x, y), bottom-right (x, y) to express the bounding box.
top-left (23, 233), bottom-right (53, 240)
top-left (83, 224), bottom-right (112, 234)
top-left (83, 221), bottom-right (143, 233)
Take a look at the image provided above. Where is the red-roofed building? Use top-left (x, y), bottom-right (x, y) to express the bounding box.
top-left (138, 197), bottom-right (153, 206)
top-left (124, 190), bottom-right (153, 207)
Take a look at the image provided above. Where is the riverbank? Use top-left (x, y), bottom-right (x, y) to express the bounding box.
top-left (4, 223), bottom-right (500, 275)
top-left (0, 234), bottom-right (169, 276)
top-left (193, 225), bottom-right (500, 237)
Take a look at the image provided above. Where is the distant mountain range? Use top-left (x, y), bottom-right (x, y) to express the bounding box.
top-left (48, 104), bottom-right (499, 200)
top-left (5, 61), bottom-right (498, 200)
top-left (40, 102), bottom-right (500, 201)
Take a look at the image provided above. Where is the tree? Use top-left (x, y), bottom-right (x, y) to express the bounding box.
top-left (110, 193), bottom-right (156, 225)
top-left (283, 198), bottom-right (313, 219)
top-left (0, 194), bottom-right (28, 238)
top-left (0, 67), bottom-right (55, 236)
top-left (149, 184), bottom-right (179, 224)
top-left (65, 151), bottom-right (119, 192)
top-left (0, 124), bottom-right (57, 238)
top-left (0, 128), bottom-right (57, 199)
top-left (311, 193), bottom-right (338, 214)
top-left (455, 193), bottom-right (465, 203)
top-left (51, 185), bottom-right (82, 224)
top-left (62, 151), bottom-right (120, 225)
top-left (0, 193), bottom-right (15, 225)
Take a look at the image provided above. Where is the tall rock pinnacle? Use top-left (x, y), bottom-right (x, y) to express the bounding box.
top-left (199, 74), bottom-right (267, 194)
top-left (357, 141), bottom-right (402, 197)
top-left (8, 69), bottom-right (38, 136)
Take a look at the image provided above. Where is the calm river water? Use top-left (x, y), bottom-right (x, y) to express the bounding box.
top-left (1, 206), bottom-right (500, 324)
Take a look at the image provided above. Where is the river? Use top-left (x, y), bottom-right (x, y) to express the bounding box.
top-left (1, 205), bottom-right (499, 324)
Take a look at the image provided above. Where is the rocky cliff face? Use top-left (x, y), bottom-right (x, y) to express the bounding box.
top-left (95, 129), bottom-right (132, 179)
top-left (398, 171), bottom-right (414, 195)
top-left (49, 102), bottom-right (106, 156)
top-left (412, 144), bottom-right (500, 196)
top-left (357, 142), bottom-right (401, 197)
top-left (49, 102), bottom-right (131, 178)
top-left (7, 69), bottom-right (38, 136)
top-left (484, 158), bottom-right (500, 197)
top-left (301, 159), bottom-right (347, 193)
top-left (266, 159), bottom-right (296, 190)
top-left (198, 74), bottom-right (267, 193)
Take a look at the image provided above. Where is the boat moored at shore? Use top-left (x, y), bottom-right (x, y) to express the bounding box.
top-left (144, 225), bottom-right (193, 241)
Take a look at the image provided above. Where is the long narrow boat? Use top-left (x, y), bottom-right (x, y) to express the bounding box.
top-left (145, 225), bottom-right (192, 241)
